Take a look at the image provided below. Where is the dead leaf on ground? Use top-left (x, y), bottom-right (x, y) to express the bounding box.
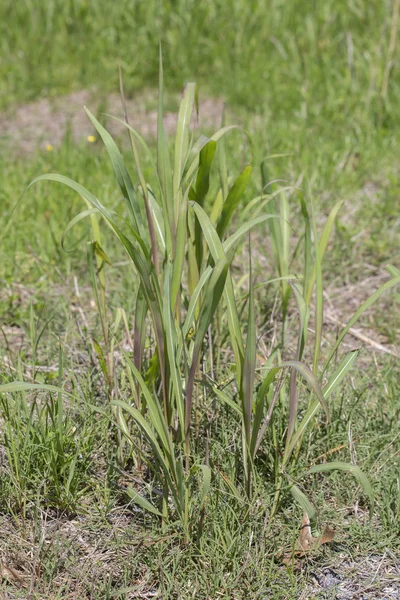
top-left (280, 512), bottom-right (336, 565)
top-left (0, 561), bottom-right (26, 587)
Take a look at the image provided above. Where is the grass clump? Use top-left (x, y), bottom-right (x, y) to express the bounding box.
top-left (7, 53), bottom-right (396, 548)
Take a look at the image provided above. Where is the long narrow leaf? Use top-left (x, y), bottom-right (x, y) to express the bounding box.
top-left (285, 351), bottom-right (359, 461)
top-left (216, 165), bottom-right (252, 239)
top-left (310, 462), bottom-right (374, 517)
top-left (126, 486), bottom-right (163, 517)
top-left (323, 274), bottom-right (400, 372)
top-left (241, 238), bottom-right (256, 496)
top-left (85, 108), bottom-right (144, 235)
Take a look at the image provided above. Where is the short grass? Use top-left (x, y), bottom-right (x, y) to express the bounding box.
top-left (1, 1), bottom-right (400, 598)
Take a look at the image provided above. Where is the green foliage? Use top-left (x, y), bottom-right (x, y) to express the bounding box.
top-left (0, 3), bottom-right (399, 592)
top-left (15, 53), bottom-right (400, 540)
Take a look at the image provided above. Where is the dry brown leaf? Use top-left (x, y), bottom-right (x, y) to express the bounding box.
top-left (0, 561), bottom-right (26, 587)
top-left (281, 512), bottom-right (336, 564)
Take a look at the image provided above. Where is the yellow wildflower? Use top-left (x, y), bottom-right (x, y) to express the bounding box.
top-left (46, 144), bottom-right (54, 152)
top-left (87, 135), bottom-right (96, 143)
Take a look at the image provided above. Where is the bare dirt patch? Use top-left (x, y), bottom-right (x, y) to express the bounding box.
top-left (0, 89), bottom-right (224, 156)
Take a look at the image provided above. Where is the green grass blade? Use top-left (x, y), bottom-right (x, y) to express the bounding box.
top-left (29, 173), bottom-right (168, 416)
top-left (113, 398), bottom-right (181, 515)
top-left (299, 195), bottom-right (312, 314)
top-left (241, 239), bottom-right (256, 496)
top-left (217, 108), bottom-right (229, 200)
top-left (309, 462), bottom-right (374, 517)
top-left (305, 200), bottom-right (344, 306)
top-left (181, 266), bottom-right (212, 342)
top-left (290, 281), bottom-right (310, 363)
top-left (148, 188), bottom-right (166, 255)
top-left (0, 382), bottom-right (63, 394)
top-left (126, 486), bottom-right (163, 517)
top-left (216, 165), bottom-right (253, 239)
top-left (173, 82), bottom-right (197, 221)
top-left (197, 464), bottom-right (212, 510)
top-left (190, 201), bottom-right (245, 380)
top-left (84, 108), bottom-right (144, 235)
top-left (241, 186), bottom-right (297, 222)
top-left (121, 354), bottom-right (171, 453)
top-left (324, 349), bottom-right (360, 396)
top-left (387, 264), bottom-right (400, 277)
top-left (183, 125), bottom-right (244, 186)
top-left (289, 483), bottom-right (316, 520)
top-left (285, 351), bottom-right (360, 461)
top-left (171, 195), bottom-right (188, 312)
top-left (282, 360), bottom-right (329, 420)
top-left (311, 201), bottom-right (323, 375)
top-left (213, 386), bottom-right (242, 416)
top-left (192, 140), bottom-right (217, 270)
top-left (250, 367), bottom-right (280, 457)
top-left (223, 214), bottom-right (278, 258)
top-left (61, 208), bottom-right (100, 252)
top-left (133, 285), bottom-right (147, 379)
top-left (323, 274), bottom-right (400, 372)
top-left (192, 140), bottom-right (217, 208)
top-left (163, 263), bottom-right (184, 434)
top-left (190, 201), bottom-right (227, 263)
top-left (185, 257), bottom-right (229, 467)
top-left (157, 45), bottom-right (173, 253)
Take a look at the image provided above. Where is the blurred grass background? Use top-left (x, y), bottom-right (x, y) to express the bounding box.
top-left (2, 0), bottom-right (400, 285)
